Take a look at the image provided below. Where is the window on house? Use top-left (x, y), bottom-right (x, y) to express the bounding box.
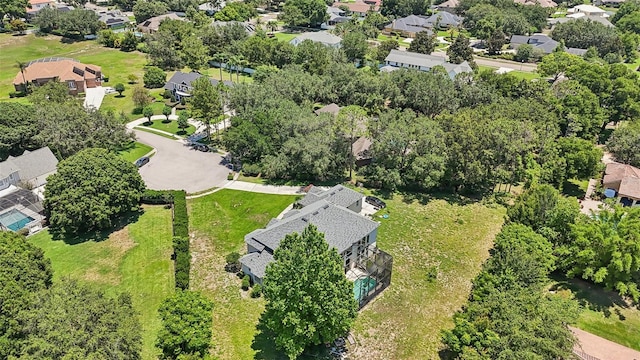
top-left (68, 81), bottom-right (77, 90)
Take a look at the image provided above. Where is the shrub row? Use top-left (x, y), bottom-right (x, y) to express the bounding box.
top-left (172, 190), bottom-right (188, 238)
top-left (140, 189), bottom-right (174, 204)
top-left (173, 237), bottom-right (190, 290)
top-left (139, 189), bottom-right (190, 289)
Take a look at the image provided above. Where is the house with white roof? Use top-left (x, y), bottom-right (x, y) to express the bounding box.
top-left (568, 4), bottom-right (608, 17)
top-left (383, 49), bottom-right (473, 79)
top-left (290, 31), bottom-right (342, 48)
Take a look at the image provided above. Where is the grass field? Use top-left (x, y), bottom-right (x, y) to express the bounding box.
top-left (134, 126), bottom-right (179, 139)
top-left (28, 206), bottom-right (174, 360)
top-left (188, 189), bottom-right (505, 359)
top-left (274, 32), bottom-right (298, 43)
top-left (142, 119), bottom-right (196, 136)
top-left (551, 277), bottom-right (640, 351)
top-left (118, 141), bottom-right (153, 162)
top-left (0, 34), bottom-right (148, 109)
top-left (350, 193), bottom-right (505, 359)
top-left (188, 190), bottom-right (298, 359)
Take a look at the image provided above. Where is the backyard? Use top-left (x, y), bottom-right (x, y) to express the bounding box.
top-left (28, 205), bottom-right (174, 360)
top-left (188, 189), bottom-right (506, 359)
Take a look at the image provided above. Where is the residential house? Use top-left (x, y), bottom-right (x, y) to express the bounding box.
top-left (211, 21), bottom-right (256, 33)
top-left (314, 103), bottom-right (341, 116)
top-left (567, 4), bottom-right (608, 17)
top-left (290, 31), bottom-right (342, 48)
top-left (13, 58), bottom-right (102, 95)
top-left (514, 0), bottom-right (557, 7)
top-left (332, 1), bottom-right (377, 17)
top-left (423, 12), bottom-right (463, 29)
top-left (352, 137), bottom-right (373, 167)
top-left (322, 6), bottom-right (351, 29)
top-left (199, 1), bottom-right (225, 15)
top-left (384, 49), bottom-right (473, 79)
top-left (96, 10), bottom-right (130, 29)
top-left (137, 13), bottom-right (183, 34)
top-left (595, 0), bottom-right (625, 7)
top-left (383, 15), bottom-right (433, 38)
top-left (163, 71), bottom-right (233, 101)
top-left (240, 184), bottom-right (392, 307)
top-left (26, 0), bottom-right (54, 18)
top-left (548, 15), bottom-right (613, 28)
top-left (0, 147), bottom-right (58, 191)
top-left (509, 34), bottom-right (587, 55)
top-left (603, 162), bottom-right (640, 206)
top-left (435, 0), bottom-right (460, 14)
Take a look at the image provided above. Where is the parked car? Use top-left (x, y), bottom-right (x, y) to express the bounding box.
top-left (135, 156), bottom-right (149, 167)
top-left (365, 196), bottom-right (386, 209)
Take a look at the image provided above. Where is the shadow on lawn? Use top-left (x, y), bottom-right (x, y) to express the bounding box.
top-left (549, 274), bottom-right (631, 319)
top-left (50, 208), bottom-right (143, 245)
top-left (252, 313), bottom-right (335, 360)
top-left (371, 188), bottom-right (483, 207)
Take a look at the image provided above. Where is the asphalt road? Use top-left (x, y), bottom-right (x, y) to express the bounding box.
top-left (134, 130), bottom-right (230, 194)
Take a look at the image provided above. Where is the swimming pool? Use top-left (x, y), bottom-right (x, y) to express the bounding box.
top-left (0, 209), bottom-right (35, 232)
top-left (354, 277), bottom-right (377, 302)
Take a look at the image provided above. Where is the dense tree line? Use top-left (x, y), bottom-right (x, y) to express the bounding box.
top-left (442, 223), bottom-right (579, 358)
top-left (0, 83), bottom-right (133, 160)
top-left (222, 58), bottom-right (624, 192)
top-left (34, 7), bottom-right (102, 38)
top-left (0, 232), bottom-right (142, 358)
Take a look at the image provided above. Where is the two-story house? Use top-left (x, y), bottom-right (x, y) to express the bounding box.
top-left (240, 185), bottom-right (392, 307)
top-left (13, 58), bottom-right (102, 95)
top-left (0, 147), bottom-right (58, 191)
top-left (163, 71), bottom-right (233, 102)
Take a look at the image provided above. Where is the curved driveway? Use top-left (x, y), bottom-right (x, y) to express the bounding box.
top-left (134, 130), bottom-right (230, 193)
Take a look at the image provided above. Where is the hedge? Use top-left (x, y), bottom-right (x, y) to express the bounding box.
top-left (139, 189), bottom-right (189, 289)
top-left (173, 237), bottom-right (190, 290)
top-left (172, 190), bottom-right (188, 238)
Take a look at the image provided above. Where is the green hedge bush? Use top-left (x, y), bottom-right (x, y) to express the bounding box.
top-left (172, 190), bottom-right (188, 238)
top-left (140, 189), bottom-right (174, 204)
top-left (173, 237), bottom-right (190, 290)
top-left (250, 284), bottom-right (262, 298)
top-left (241, 275), bottom-right (250, 291)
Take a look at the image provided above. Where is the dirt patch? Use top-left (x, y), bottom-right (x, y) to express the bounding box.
top-left (81, 227), bottom-right (136, 285)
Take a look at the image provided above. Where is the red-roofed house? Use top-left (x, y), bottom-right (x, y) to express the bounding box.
top-left (13, 58), bottom-right (102, 95)
top-left (26, 0), bottom-right (56, 17)
top-left (603, 162), bottom-right (640, 206)
top-left (332, 1), bottom-right (378, 16)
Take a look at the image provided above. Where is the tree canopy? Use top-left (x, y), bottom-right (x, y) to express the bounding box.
top-left (606, 122), bottom-right (640, 167)
top-left (263, 225), bottom-right (358, 359)
top-left (0, 231), bottom-right (52, 358)
top-left (279, 0), bottom-right (328, 27)
top-left (156, 290), bottom-right (213, 359)
top-left (44, 148), bottom-right (146, 235)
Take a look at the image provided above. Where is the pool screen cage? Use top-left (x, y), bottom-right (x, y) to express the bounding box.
top-left (0, 188), bottom-right (45, 232)
top-left (353, 246), bottom-right (393, 308)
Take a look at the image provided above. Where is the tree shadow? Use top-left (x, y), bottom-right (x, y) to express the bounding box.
top-left (561, 180), bottom-right (585, 199)
top-left (60, 36), bottom-right (82, 44)
top-left (50, 208), bottom-right (143, 245)
top-left (549, 274), bottom-right (631, 317)
top-left (115, 94), bottom-right (125, 98)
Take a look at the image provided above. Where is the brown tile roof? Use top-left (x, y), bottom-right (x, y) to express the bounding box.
top-left (333, 1), bottom-right (378, 13)
top-left (315, 103), bottom-right (341, 116)
top-left (352, 136), bottom-right (372, 160)
top-left (13, 59), bottom-right (101, 85)
top-left (603, 162), bottom-right (640, 199)
top-left (30, 0), bottom-right (54, 5)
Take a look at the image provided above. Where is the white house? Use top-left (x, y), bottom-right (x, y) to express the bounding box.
top-left (290, 31), bottom-right (342, 48)
top-left (384, 49), bottom-right (473, 79)
top-left (568, 4), bottom-right (607, 17)
top-left (0, 147), bottom-right (58, 191)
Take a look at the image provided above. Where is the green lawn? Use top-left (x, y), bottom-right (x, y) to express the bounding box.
top-left (273, 32), bottom-right (298, 43)
top-left (351, 193), bottom-right (506, 359)
top-left (198, 67), bottom-right (254, 84)
top-left (141, 119), bottom-right (196, 136)
top-left (28, 206), bottom-right (174, 360)
top-left (118, 141), bottom-right (153, 162)
top-left (0, 33), bottom-right (148, 114)
top-left (187, 190), bottom-right (298, 359)
top-left (134, 126), bottom-right (179, 139)
top-left (377, 33), bottom-right (410, 47)
top-left (550, 277), bottom-right (640, 351)
top-left (188, 189), bottom-right (505, 359)
top-left (477, 65), bottom-right (541, 80)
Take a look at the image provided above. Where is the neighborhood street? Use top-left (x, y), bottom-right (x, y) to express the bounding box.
top-left (134, 130), bottom-right (230, 193)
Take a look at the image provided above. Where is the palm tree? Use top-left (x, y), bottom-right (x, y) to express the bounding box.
top-left (255, 16), bottom-right (264, 31)
top-left (228, 55), bottom-right (239, 83)
top-left (236, 56), bottom-right (248, 83)
top-left (212, 53), bottom-right (225, 81)
top-left (16, 61), bottom-right (28, 94)
top-left (267, 21), bottom-right (278, 32)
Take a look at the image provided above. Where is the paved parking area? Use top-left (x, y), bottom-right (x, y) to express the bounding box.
top-left (83, 86), bottom-right (107, 109)
top-left (134, 130), bottom-right (230, 194)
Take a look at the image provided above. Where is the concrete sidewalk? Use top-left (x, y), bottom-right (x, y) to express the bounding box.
top-left (571, 326), bottom-right (640, 360)
top-left (224, 181), bottom-right (303, 195)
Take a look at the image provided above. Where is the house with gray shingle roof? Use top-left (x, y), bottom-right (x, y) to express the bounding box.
top-left (290, 31), bottom-right (343, 48)
top-left (163, 71), bottom-right (233, 101)
top-left (509, 34), bottom-right (587, 55)
top-left (0, 147), bottom-right (58, 191)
